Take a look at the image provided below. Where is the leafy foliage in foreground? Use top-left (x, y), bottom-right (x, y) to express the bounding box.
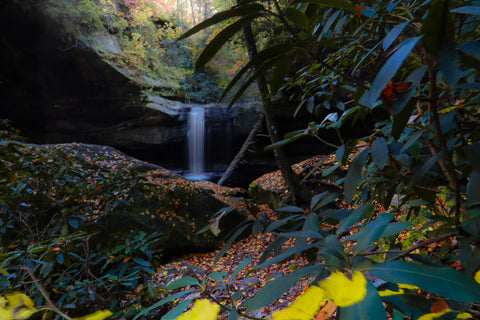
top-left (155, 0), bottom-right (480, 319)
top-left (0, 122), bottom-right (233, 318)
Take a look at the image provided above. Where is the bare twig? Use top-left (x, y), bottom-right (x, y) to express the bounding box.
top-left (20, 265), bottom-right (74, 320)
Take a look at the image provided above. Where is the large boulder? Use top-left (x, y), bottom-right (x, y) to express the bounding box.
top-left (0, 140), bottom-right (246, 260)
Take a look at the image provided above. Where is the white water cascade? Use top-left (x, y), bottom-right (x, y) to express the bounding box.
top-left (187, 106), bottom-right (207, 180)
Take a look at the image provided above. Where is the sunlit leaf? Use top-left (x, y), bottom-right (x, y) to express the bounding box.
top-left (176, 299), bottom-right (220, 320)
top-left (318, 271), bottom-right (367, 307)
top-left (246, 265), bottom-right (325, 312)
top-left (161, 299), bottom-right (193, 320)
top-left (272, 285), bottom-right (326, 320)
top-left (73, 310), bottom-right (113, 320)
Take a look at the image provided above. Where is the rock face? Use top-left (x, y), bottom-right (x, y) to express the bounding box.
top-left (0, 1), bottom-right (262, 170)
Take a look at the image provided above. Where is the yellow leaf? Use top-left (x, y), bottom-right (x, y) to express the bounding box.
top-left (272, 286), bottom-right (326, 320)
top-left (456, 313), bottom-right (473, 319)
top-left (73, 310), bottom-right (113, 320)
top-left (317, 271), bottom-right (367, 307)
top-left (5, 292), bottom-right (38, 320)
top-left (378, 288), bottom-right (404, 297)
top-left (175, 299), bottom-right (219, 320)
top-left (418, 309), bottom-right (451, 320)
top-left (398, 283), bottom-right (420, 290)
top-left (0, 308), bottom-right (11, 320)
top-left (474, 269), bottom-right (480, 284)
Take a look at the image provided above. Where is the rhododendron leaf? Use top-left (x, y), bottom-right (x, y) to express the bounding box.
top-left (175, 299), bottom-right (220, 320)
top-left (318, 271), bottom-right (367, 307)
top-left (272, 285), bottom-right (326, 320)
top-left (74, 310), bottom-right (113, 320)
top-left (338, 281), bottom-right (388, 320)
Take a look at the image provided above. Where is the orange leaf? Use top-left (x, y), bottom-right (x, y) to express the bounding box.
top-left (315, 301), bottom-right (337, 320)
top-left (380, 81), bottom-right (412, 105)
top-left (10, 172), bottom-right (16, 184)
top-left (355, 5), bottom-right (367, 16)
top-left (123, 256), bottom-right (132, 263)
top-left (431, 299), bottom-right (449, 313)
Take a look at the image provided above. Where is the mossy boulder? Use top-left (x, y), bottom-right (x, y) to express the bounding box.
top-left (0, 141), bottom-right (245, 261)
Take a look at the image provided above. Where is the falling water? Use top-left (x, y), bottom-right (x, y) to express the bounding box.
top-left (187, 106), bottom-right (206, 180)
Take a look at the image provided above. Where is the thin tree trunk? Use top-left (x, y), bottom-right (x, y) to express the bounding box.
top-left (217, 113), bottom-right (264, 186)
top-left (189, 0), bottom-right (197, 26)
top-left (239, 5), bottom-right (311, 205)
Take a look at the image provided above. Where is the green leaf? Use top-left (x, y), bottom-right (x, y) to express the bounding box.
top-left (265, 215), bottom-right (301, 233)
top-left (354, 213), bottom-right (394, 254)
top-left (359, 37), bottom-right (421, 109)
top-left (451, 6), bottom-right (480, 15)
top-left (277, 206), bottom-right (305, 213)
top-left (279, 230), bottom-right (324, 239)
top-left (321, 235), bottom-right (346, 261)
top-left (179, 4), bottom-right (265, 40)
top-left (161, 298), bottom-right (194, 320)
top-left (285, 7), bottom-right (309, 29)
top-left (264, 133), bottom-right (304, 150)
top-left (337, 204), bottom-right (375, 235)
top-left (347, 221), bottom-right (411, 241)
top-left (392, 100), bottom-right (416, 139)
top-left (421, 0), bottom-right (455, 55)
top-left (438, 41), bottom-right (460, 87)
top-left (380, 294), bottom-right (432, 319)
top-left (412, 151), bottom-right (444, 185)
top-left (467, 170), bottom-right (480, 206)
top-left (244, 265), bottom-right (324, 312)
top-left (312, 192), bottom-right (340, 211)
top-left (132, 289), bottom-right (195, 320)
top-left (165, 276), bottom-right (199, 290)
top-left (458, 41), bottom-right (480, 61)
top-left (220, 43), bottom-right (295, 102)
top-left (133, 258), bottom-right (151, 267)
top-left (294, 0), bottom-right (354, 11)
top-left (196, 14), bottom-right (263, 69)
top-left (367, 261), bottom-right (480, 303)
top-left (255, 244), bottom-right (314, 270)
top-left (344, 149), bottom-right (370, 201)
top-left (391, 66), bottom-right (428, 115)
top-left (229, 258), bottom-right (253, 282)
top-left (383, 21), bottom-right (411, 51)
top-left (371, 138), bottom-right (388, 169)
top-left (270, 57), bottom-right (290, 96)
top-left (318, 10), bottom-right (341, 40)
top-left (208, 271), bottom-right (229, 282)
top-left (214, 223), bottom-right (250, 264)
top-left (338, 281), bottom-right (388, 320)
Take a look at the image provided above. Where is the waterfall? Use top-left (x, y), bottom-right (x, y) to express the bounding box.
top-left (187, 106), bottom-right (206, 180)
